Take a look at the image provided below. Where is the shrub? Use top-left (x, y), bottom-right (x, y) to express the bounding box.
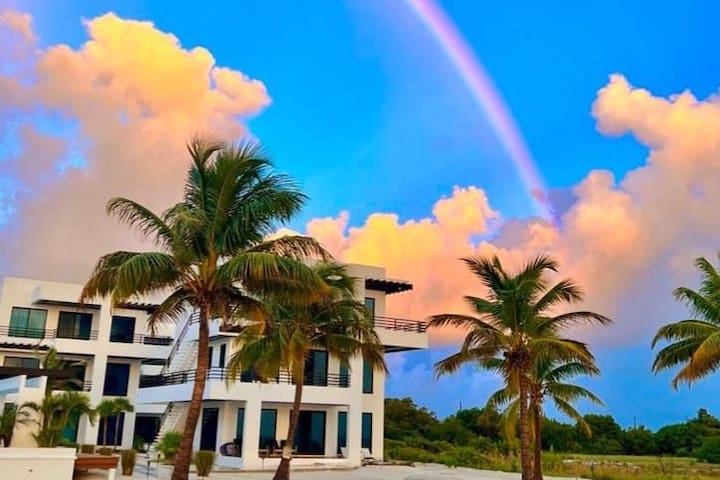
top-left (194, 450), bottom-right (216, 477)
top-left (696, 436), bottom-right (720, 464)
top-left (97, 447), bottom-right (114, 455)
top-left (80, 444), bottom-right (96, 454)
top-left (133, 435), bottom-right (146, 452)
top-left (157, 431), bottom-right (182, 462)
top-left (121, 449), bottom-right (137, 475)
top-left (58, 438), bottom-right (78, 449)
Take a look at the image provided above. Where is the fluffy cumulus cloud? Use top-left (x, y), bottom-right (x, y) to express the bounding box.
top-left (307, 75), bottom-right (720, 346)
top-left (0, 10), bottom-right (270, 280)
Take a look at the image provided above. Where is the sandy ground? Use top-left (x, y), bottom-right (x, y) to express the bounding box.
top-left (76, 463), bottom-right (570, 480)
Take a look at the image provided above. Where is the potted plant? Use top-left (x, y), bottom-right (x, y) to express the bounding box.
top-left (121, 449), bottom-right (137, 475)
top-left (194, 450), bottom-right (216, 477)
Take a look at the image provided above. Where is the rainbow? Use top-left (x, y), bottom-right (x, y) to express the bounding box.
top-left (404, 0), bottom-right (554, 221)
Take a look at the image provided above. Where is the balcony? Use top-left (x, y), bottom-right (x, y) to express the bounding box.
top-left (55, 328), bottom-right (98, 341)
top-left (0, 325), bottom-right (54, 340)
top-left (109, 333), bottom-right (173, 346)
top-left (373, 315), bottom-right (427, 333)
top-left (139, 367), bottom-right (350, 389)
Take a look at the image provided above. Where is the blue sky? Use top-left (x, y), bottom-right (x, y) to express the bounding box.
top-left (6, 0), bottom-right (720, 429)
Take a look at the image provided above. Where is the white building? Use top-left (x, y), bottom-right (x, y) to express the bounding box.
top-left (0, 264), bottom-right (428, 470)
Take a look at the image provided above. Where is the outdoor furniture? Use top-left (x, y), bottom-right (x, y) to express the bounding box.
top-left (219, 442), bottom-right (238, 457)
top-left (74, 453), bottom-right (119, 480)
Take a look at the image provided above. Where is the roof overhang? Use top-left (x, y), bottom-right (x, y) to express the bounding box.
top-left (365, 278), bottom-right (413, 295)
top-left (0, 366), bottom-right (74, 380)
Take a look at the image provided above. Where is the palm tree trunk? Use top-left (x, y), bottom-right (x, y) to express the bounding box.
top-left (532, 405), bottom-right (543, 480)
top-left (171, 309), bottom-right (210, 480)
top-left (114, 413), bottom-right (122, 448)
top-left (103, 417), bottom-right (109, 447)
top-left (273, 366), bottom-right (305, 480)
top-left (518, 370), bottom-right (532, 480)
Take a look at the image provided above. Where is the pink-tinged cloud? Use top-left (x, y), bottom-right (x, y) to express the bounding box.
top-left (0, 11), bottom-right (270, 280)
top-left (0, 9), bottom-right (36, 44)
top-left (307, 75), bottom-right (720, 346)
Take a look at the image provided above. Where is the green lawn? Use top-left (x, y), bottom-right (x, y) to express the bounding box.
top-left (545, 453), bottom-right (720, 480)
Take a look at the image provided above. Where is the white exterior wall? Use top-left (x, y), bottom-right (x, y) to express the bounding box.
top-left (0, 276), bottom-right (174, 449)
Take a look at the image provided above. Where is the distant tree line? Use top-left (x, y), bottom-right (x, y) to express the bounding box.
top-left (385, 398), bottom-right (720, 464)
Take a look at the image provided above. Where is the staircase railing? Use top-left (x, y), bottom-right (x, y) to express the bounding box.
top-left (161, 311), bottom-right (199, 374)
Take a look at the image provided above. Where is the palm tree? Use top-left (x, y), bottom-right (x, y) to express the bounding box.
top-left (96, 399), bottom-right (116, 446)
top-left (227, 263), bottom-right (387, 480)
top-left (40, 348), bottom-right (84, 396)
top-left (487, 357), bottom-right (603, 480)
top-left (17, 391), bottom-right (96, 447)
top-left (429, 255), bottom-right (610, 480)
top-left (652, 254), bottom-right (720, 388)
top-left (80, 139), bottom-right (329, 480)
top-left (111, 398), bottom-right (134, 447)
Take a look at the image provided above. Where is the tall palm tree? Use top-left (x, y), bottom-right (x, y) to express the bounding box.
top-left (81, 139), bottom-right (330, 480)
top-left (487, 357), bottom-right (603, 480)
top-left (111, 398), bottom-right (134, 447)
top-left (96, 399), bottom-right (116, 446)
top-left (429, 255), bottom-right (610, 480)
top-left (652, 254), bottom-right (720, 388)
top-left (227, 263), bottom-right (387, 480)
top-left (17, 391), bottom-right (96, 447)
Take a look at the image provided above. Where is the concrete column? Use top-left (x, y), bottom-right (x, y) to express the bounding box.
top-left (345, 354), bottom-right (363, 466)
top-left (324, 407), bottom-right (339, 457)
top-left (373, 370), bottom-right (386, 460)
top-left (241, 397), bottom-right (262, 469)
top-left (78, 353), bottom-right (107, 445)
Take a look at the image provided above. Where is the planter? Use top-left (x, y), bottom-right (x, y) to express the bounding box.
top-left (0, 447), bottom-right (75, 479)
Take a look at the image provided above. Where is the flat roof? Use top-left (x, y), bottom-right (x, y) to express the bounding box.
top-left (365, 278), bottom-right (413, 295)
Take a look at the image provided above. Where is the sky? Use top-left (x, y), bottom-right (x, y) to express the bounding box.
top-left (2, 0), bottom-right (720, 429)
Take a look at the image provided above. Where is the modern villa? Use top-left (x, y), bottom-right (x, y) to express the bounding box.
top-left (0, 264), bottom-right (428, 470)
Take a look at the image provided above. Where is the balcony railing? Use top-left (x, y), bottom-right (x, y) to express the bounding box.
top-left (140, 367), bottom-right (350, 389)
top-left (0, 325), bottom-right (55, 340)
top-left (55, 329), bottom-right (99, 341)
top-left (82, 380), bottom-right (93, 392)
top-left (374, 315), bottom-right (427, 333)
top-left (109, 333), bottom-right (173, 345)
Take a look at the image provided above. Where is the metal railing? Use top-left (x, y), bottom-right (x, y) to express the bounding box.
top-left (0, 325), bottom-right (54, 339)
top-left (161, 312), bottom-right (199, 374)
top-left (140, 367), bottom-right (350, 389)
top-left (109, 333), bottom-right (173, 345)
top-left (374, 315), bottom-right (427, 333)
top-left (82, 380), bottom-right (93, 392)
top-left (54, 329), bottom-right (98, 341)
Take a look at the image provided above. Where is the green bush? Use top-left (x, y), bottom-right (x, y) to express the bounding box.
top-left (157, 431), bottom-right (182, 461)
top-left (697, 436), bottom-right (720, 464)
top-left (133, 435), bottom-right (146, 452)
top-left (194, 450), bottom-right (216, 477)
top-left (58, 438), bottom-right (78, 449)
top-left (80, 444), bottom-right (96, 454)
top-left (97, 447), bottom-right (114, 455)
top-left (121, 449), bottom-right (137, 475)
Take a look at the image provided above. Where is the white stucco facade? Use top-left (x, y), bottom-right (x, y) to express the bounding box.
top-left (0, 264), bottom-right (428, 470)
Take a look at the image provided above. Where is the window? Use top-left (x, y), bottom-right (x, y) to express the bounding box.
top-left (362, 359), bottom-right (373, 394)
top-left (304, 350), bottom-right (328, 386)
top-left (110, 316), bottom-right (135, 343)
top-left (3, 356), bottom-right (40, 368)
top-left (97, 413), bottom-right (125, 446)
top-left (361, 413), bottom-right (372, 451)
top-left (235, 408), bottom-right (245, 455)
top-left (103, 363), bottom-right (130, 396)
top-left (219, 344), bottom-right (226, 368)
top-left (364, 297), bottom-right (376, 317)
top-left (337, 411), bottom-right (347, 454)
top-left (294, 410), bottom-right (326, 455)
top-left (259, 409), bottom-right (277, 450)
top-left (8, 307), bottom-right (47, 338)
top-left (57, 311), bottom-right (93, 340)
top-left (339, 363), bottom-right (349, 388)
top-left (208, 346), bottom-right (214, 367)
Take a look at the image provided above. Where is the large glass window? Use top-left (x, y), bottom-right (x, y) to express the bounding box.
top-left (362, 359), bottom-right (373, 394)
top-left (97, 413), bottom-right (125, 446)
top-left (3, 356), bottom-right (40, 368)
top-left (200, 407), bottom-right (219, 451)
top-left (219, 344), bottom-right (226, 368)
top-left (259, 409), bottom-right (277, 450)
top-left (57, 311), bottom-right (93, 340)
top-left (361, 412), bottom-right (372, 451)
top-left (235, 408), bottom-right (245, 455)
top-left (8, 307), bottom-right (47, 338)
top-left (339, 363), bottom-right (349, 388)
top-left (295, 410), bottom-right (326, 455)
top-left (304, 350), bottom-right (328, 386)
top-left (110, 316), bottom-right (135, 343)
top-left (103, 363), bottom-right (130, 396)
top-left (337, 411), bottom-right (347, 454)
top-left (364, 297), bottom-right (376, 317)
